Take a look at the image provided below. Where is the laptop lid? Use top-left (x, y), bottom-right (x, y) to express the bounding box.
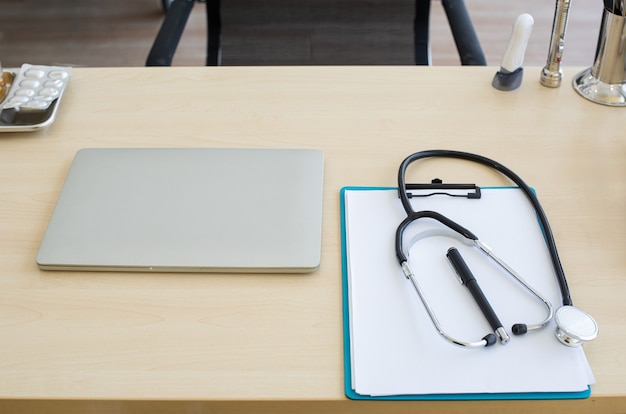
top-left (36, 148), bottom-right (324, 273)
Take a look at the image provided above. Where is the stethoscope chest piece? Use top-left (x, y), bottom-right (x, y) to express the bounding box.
top-left (554, 305), bottom-right (598, 347)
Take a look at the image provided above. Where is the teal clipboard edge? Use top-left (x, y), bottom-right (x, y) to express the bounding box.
top-left (339, 186), bottom-right (592, 401)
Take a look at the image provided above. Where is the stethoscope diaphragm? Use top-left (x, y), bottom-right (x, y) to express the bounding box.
top-left (554, 305), bottom-right (599, 347)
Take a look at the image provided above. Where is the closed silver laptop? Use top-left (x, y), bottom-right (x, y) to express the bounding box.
top-left (36, 148), bottom-right (324, 273)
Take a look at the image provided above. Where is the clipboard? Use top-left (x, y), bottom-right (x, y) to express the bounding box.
top-left (340, 186), bottom-right (595, 400)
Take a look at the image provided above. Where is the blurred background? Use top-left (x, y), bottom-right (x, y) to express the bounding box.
top-left (0, 0), bottom-right (603, 67)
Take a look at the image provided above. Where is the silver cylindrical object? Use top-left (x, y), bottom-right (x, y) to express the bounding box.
top-left (573, 8), bottom-right (626, 106)
top-left (541, 0), bottom-right (572, 88)
top-left (591, 8), bottom-right (626, 84)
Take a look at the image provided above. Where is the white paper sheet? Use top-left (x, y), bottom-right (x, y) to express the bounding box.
top-left (343, 188), bottom-right (595, 397)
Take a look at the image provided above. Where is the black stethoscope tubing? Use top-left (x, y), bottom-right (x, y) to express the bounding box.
top-left (395, 149), bottom-right (573, 307)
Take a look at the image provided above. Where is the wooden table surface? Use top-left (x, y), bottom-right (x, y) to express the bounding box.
top-left (0, 66), bottom-right (623, 413)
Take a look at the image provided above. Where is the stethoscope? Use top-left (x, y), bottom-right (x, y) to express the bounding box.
top-left (395, 150), bottom-right (599, 348)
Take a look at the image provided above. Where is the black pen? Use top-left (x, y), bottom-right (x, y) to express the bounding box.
top-left (446, 247), bottom-right (510, 344)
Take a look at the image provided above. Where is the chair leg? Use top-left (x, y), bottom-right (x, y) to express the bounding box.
top-left (440, 0), bottom-right (486, 65)
top-left (414, 0), bottom-right (431, 65)
top-left (205, 0), bottom-right (222, 66)
top-left (146, 0), bottom-right (195, 66)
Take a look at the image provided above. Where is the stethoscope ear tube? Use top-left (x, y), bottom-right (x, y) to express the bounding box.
top-left (395, 211), bottom-right (477, 263)
top-left (401, 259), bottom-right (499, 348)
top-left (473, 239), bottom-right (554, 334)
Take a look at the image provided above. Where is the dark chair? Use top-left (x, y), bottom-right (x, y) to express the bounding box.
top-left (146, 0), bottom-right (485, 67)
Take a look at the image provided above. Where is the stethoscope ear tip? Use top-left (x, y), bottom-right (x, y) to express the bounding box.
top-left (483, 333), bottom-right (497, 347)
top-left (512, 323), bottom-right (528, 335)
top-left (555, 305), bottom-right (599, 347)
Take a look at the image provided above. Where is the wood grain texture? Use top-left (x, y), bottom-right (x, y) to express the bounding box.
top-left (0, 66), bottom-right (624, 413)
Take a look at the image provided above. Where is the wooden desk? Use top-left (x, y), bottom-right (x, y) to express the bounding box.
top-left (0, 66), bottom-right (623, 413)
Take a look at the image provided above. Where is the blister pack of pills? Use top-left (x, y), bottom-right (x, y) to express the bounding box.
top-left (0, 63), bottom-right (72, 132)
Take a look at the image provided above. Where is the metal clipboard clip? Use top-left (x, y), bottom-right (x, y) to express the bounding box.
top-left (401, 178), bottom-right (482, 199)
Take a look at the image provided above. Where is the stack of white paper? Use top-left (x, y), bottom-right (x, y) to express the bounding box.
top-left (342, 187), bottom-right (595, 398)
